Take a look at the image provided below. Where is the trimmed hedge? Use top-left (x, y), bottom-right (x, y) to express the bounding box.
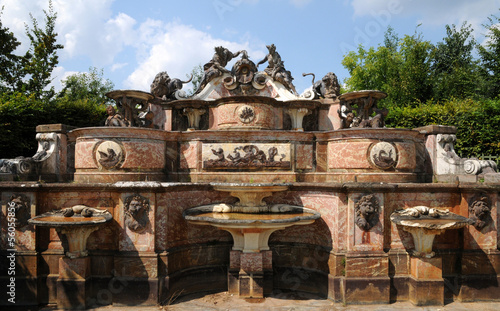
top-left (0, 92), bottom-right (107, 159)
top-left (385, 98), bottom-right (500, 158)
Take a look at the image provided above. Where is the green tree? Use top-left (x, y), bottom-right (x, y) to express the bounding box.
top-left (478, 11), bottom-right (500, 98)
top-left (431, 22), bottom-right (479, 100)
top-left (342, 27), bottom-right (434, 107)
top-left (22, 0), bottom-right (63, 100)
top-left (58, 67), bottom-right (114, 104)
top-left (0, 7), bottom-right (22, 92)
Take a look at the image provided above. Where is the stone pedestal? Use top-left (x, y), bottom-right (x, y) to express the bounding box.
top-left (409, 256), bottom-right (444, 306)
top-left (57, 256), bottom-right (91, 310)
top-left (228, 249), bottom-right (272, 298)
top-left (343, 252), bottom-right (390, 304)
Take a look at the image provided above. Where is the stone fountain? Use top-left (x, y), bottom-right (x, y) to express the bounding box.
top-left (183, 183), bottom-right (320, 298)
top-left (1, 44), bottom-right (499, 309)
top-left (28, 205), bottom-right (112, 309)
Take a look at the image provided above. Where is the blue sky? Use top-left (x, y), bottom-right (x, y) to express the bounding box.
top-left (1, 0), bottom-right (499, 94)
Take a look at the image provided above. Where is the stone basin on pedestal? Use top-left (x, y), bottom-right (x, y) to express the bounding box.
top-left (28, 205), bottom-right (113, 258)
top-left (28, 205), bottom-right (112, 309)
top-left (390, 206), bottom-right (471, 258)
top-left (183, 183), bottom-right (321, 299)
top-left (390, 206), bottom-right (472, 306)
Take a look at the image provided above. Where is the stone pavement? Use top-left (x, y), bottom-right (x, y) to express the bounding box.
top-left (31, 291), bottom-right (500, 311)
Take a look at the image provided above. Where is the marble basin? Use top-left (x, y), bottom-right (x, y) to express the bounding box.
top-left (184, 204), bottom-right (320, 252)
top-left (391, 206), bottom-right (471, 258)
top-left (184, 183), bottom-right (320, 251)
top-left (29, 205), bottom-right (112, 258)
top-left (211, 183), bottom-right (289, 211)
top-left (183, 183), bottom-right (321, 298)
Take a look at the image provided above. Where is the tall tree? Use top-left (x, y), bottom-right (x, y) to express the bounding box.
top-left (431, 22), bottom-right (478, 100)
top-left (22, 0), bottom-right (63, 100)
top-left (342, 27), bottom-right (433, 107)
top-left (0, 7), bottom-right (22, 92)
top-left (478, 11), bottom-right (500, 98)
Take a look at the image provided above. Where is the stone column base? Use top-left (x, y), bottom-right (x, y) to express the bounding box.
top-left (343, 276), bottom-right (391, 304)
top-left (57, 257), bottom-right (91, 310)
top-left (409, 277), bottom-right (444, 306)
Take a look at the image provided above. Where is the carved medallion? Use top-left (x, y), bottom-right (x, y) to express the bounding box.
top-left (369, 142), bottom-right (397, 170)
top-left (238, 105), bottom-right (255, 124)
top-left (355, 194), bottom-right (379, 231)
top-left (95, 140), bottom-right (124, 170)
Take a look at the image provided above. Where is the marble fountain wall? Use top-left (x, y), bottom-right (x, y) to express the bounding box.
top-left (1, 122), bottom-right (499, 308)
top-left (0, 48), bottom-right (499, 307)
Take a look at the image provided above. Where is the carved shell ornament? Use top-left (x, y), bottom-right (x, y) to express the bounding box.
top-left (238, 105), bottom-right (255, 123)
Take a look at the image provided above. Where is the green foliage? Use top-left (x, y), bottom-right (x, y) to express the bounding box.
top-left (478, 10), bottom-right (500, 98)
top-left (0, 7), bottom-right (22, 92)
top-left (342, 27), bottom-right (434, 108)
top-left (386, 98), bottom-right (500, 158)
top-left (22, 0), bottom-right (63, 100)
top-left (58, 67), bottom-right (114, 104)
top-left (431, 23), bottom-right (481, 100)
top-left (0, 91), bottom-right (107, 159)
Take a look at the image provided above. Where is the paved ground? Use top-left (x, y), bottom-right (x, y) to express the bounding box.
top-left (32, 291), bottom-right (500, 311)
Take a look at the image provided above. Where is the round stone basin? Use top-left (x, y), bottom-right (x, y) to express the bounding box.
top-left (211, 183), bottom-right (290, 209)
top-left (29, 211), bottom-right (112, 258)
top-left (390, 207), bottom-right (471, 258)
top-left (184, 206), bottom-right (320, 225)
top-left (29, 214), bottom-right (112, 227)
top-left (393, 217), bottom-right (470, 230)
top-left (184, 205), bottom-right (320, 251)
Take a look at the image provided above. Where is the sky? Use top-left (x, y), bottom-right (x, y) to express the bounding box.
top-left (1, 0), bottom-right (499, 94)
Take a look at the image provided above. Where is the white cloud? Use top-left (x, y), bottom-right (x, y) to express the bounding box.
top-left (48, 66), bottom-right (77, 91)
top-left (123, 21), bottom-right (266, 92)
top-left (111, 63), bottom-right (128, 72)
top-left (0, 0), bottom-right (268, 93)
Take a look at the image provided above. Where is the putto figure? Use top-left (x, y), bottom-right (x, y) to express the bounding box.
top-left (257, 44), bottom-right (297, 94)
top-left (195, 46), bottom-right (245, 94)
top-left (105, 105), bottom-right (129, 127)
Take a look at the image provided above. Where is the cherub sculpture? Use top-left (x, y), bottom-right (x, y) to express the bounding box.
top-left (257, 44), bottom-right (297, 94)
top-left (195, 46), bottom-right (245, 94)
